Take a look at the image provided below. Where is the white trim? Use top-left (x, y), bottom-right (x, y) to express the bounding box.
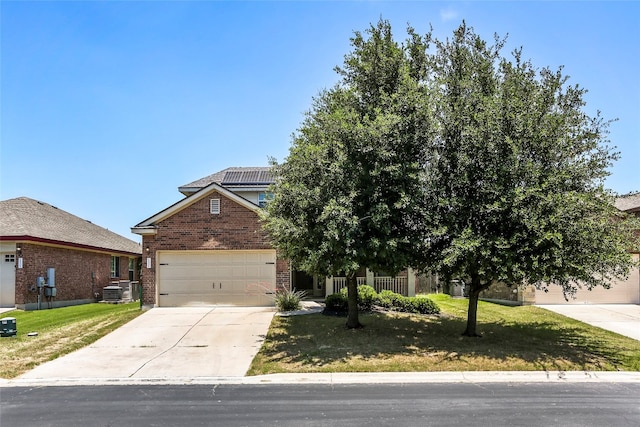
top-left (130, 226), bottom-right (158, 235)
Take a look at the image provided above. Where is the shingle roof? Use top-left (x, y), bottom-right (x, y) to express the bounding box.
top-left (0, 197), bottom-right (141, 255)
top-left (179, 167), bottom-right (273, 194)
top-left (615, 192), bottom-right (640, 213)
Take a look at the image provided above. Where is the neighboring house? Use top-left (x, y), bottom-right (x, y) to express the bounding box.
top-left (478, 193), bottom-right (640, 305)
top-left (531, 192), bottom-right (640, 304)
top-left (0, 197), bottom-right (142, 310)
top-left (132, 167), bottom-right (416, 308)
top-left (615, 192), bottom-right (640, 216)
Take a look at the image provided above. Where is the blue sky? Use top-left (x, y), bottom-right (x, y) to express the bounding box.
top-left (2, 1), bottom-right (638, 241)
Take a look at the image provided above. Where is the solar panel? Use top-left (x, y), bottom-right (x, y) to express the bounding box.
top-left (221, 170), bottom-right (273, 185)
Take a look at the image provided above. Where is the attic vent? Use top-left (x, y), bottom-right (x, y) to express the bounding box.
top-left (210, 199), bottom-right (220, 215)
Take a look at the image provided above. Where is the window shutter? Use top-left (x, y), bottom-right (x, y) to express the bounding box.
top-left (210, 199), bottom-right (221, 214)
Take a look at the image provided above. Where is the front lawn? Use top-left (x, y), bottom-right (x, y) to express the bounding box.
top-left (248, 295), bottom-right (640, 374)
top-left (0, 302), bottom-right (142, 379)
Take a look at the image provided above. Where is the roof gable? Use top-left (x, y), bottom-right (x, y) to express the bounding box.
top-left (132, 181), bottom-right (260, 234)
top-left (0, 197), bottom-right (141, 255)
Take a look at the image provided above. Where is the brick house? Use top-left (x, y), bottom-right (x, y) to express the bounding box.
top-left (132, 168), bottom-right (289, 307)
top-left (132, 167), bottom-right (416, 308)
top-left (0, 197), bottom-right (142, 310)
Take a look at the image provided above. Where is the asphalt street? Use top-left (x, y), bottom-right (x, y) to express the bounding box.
top-left (2, 383), bottom-right (639, 427)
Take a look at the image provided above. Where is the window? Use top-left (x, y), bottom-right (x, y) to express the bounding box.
top-left (129, 258), bottom-right (135, 281)
top-left (210, 199), bottom-right (220, 214)
top-left (4, 254), bottom-right (15, 263)
top-left (258, 192), bottom-right (274, 208)
top-left (111, 256), bottom-right (120, 278)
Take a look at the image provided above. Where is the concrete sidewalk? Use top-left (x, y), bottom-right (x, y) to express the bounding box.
top-left (538, 304), bottom-right (640, 341)
top-left (17, 306), bottom-right (275, 381)
top-left (4, 371), bottom-right (640, 387)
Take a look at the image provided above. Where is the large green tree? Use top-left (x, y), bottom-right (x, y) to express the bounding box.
top-left (262, 20), bottom-right (434, 328)
top-left (422, 23), bottom-right (639, 336)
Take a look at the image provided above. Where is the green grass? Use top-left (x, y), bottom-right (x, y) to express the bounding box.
top-left (248, 295), bottom-right (640, 375)
top-left (0, 303), bottom-right (142, 379)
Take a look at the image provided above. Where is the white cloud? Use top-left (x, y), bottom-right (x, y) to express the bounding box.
top-left (440, 7), bottom-right (459, 22)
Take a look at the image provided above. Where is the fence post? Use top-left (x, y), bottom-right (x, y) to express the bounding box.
top-left (407, 269), bottom-right (416, 297)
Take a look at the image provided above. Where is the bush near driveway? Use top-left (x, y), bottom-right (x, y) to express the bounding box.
top-left (274, 288), bottom-right (307, 312)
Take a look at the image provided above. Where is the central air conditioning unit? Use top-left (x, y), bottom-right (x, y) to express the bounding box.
top-left (103, 285), bottom-right (123, 301)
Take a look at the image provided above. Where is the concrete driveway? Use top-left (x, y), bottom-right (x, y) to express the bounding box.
top-left (538, 304), bottom-right (640, 341)
top-left (18, 306), bottom-right (275, 381)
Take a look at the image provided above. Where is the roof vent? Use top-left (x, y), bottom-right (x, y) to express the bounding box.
top-left (210, 199), bottom-right (220, 215)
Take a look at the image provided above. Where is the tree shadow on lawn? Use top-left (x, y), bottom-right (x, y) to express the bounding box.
top-left (258, 310), bottom-right (638, 372)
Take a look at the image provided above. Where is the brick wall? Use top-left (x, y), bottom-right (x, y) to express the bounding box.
top-left (141, 191), bottom-right (289, 305)
top-left (276, 258), bottom-right (290, 292)
top-left (15, 243), bottom-right (111, 306)
top-left (479, 281), bottom-right (520, 302)
top-left (13, 242), bottom-right (138, 308)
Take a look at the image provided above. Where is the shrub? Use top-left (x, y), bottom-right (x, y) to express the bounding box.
top-left (408, 296), bottom-right (440, 314)
top-left (324, 292), bottom-right (348, 313)
top-left (357, 285), bottom-right (377, 311)
top-left (274, 288), bottom-right (306, 312)
top-left (375, 289), bottom-right (401, 309)
top-left (372, 290), bottom-right (440, 315)
top-left (326, 288), bottom-right (440, 316)
top-left (338, 284), bottom-right (378, 311)
top-left (392, 295), bottom-right (415, 313)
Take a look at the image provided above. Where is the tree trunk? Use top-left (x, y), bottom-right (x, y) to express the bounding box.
top-left (462, 274), bottom-right (482, 337)
top-left (345, 272), bottom-right (362, 329)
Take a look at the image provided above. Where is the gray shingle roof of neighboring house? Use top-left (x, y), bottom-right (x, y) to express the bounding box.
top-left (0, 197), bottom-right (141, 255)
top-left (615, 192), bottom-right (640, 213)
top-left (179, 167), bottom-right (274, 195)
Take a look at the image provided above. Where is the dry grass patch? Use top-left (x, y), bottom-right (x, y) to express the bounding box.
top-left (0, 303), bottom-right (142, 379)
top-left (248, 295), bottom-right (640, 374)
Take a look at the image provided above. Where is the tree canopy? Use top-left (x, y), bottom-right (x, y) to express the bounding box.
top-left (422, 23), bottom-right (639, 336)
top-left (263, 19), bottom-right (639, 335)
top-left (261, 20), bottom-right (434, 328)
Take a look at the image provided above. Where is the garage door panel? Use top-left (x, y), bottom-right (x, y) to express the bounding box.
top-left (159, 294), bottom-right (217, 307)
top-left (157, 250), bottom-right (277, 307)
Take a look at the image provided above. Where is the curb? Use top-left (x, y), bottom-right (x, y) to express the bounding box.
top-left (3, 371), bottom-right (639, 388)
